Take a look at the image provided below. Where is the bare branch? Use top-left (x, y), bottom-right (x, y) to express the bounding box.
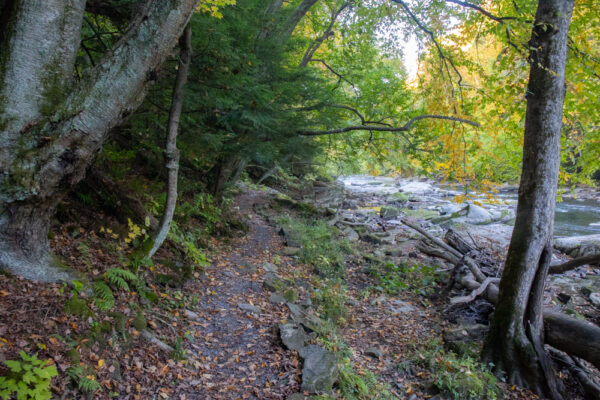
top-left (549, 253), bottom-right (600, 274)
top-left (309, 59), bottom-right (357, 90)
top-left (445, 0), bottom-right (519, 23)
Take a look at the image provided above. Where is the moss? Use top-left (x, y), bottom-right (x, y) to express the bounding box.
top-left (283, 288), bottom-right (299, 303)
top-left (64, 293), bottom-right (93, 318)
top-left (132, 313), bottom-right (147, 331)
top-left (401, 208), bottom-right (439, 220)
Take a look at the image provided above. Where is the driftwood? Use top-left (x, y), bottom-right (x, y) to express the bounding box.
top-left (401, 218), bottom-right (600, 370)
top-left (445, 229), bottom-right (476, 255)
top-left (549, 253), bottom-right (600, 274)
top-left (401, 218), bottom-right (487, 282)
top-left (450, 277), bottom-right (500, 305)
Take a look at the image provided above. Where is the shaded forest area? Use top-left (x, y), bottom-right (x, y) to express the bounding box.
top-left (1, 0), bottom-right (599, 399)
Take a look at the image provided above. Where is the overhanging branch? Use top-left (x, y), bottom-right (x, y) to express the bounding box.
top-left (299, 114), bottom-right (480, 136)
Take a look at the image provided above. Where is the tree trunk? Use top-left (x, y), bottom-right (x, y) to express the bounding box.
top-left (148, 24), bottom-right (192, 259)
top-left (481, 1), bottom-right (574, 399)
top-left (0, 0), bottom-right (198, 281)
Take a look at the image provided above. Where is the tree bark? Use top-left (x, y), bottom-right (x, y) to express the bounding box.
top-left (481, 1), bottom-right (574, 399)
top-left (148, 24), bottom-right (192, 259)
top-left (0, 0), bottom-right (198, 281)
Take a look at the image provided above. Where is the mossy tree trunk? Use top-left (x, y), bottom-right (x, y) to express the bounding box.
top-left (481, 1), bottom-right (574, 399)
top-left (0, 0), bottom-right (198, 282)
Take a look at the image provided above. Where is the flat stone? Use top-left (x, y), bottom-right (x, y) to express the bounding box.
top-left (279, 323), bottom-right (308, 351)
top-left (365, 346), bottom-right (382, 359)
top-left (287, 302), bottom-right (304, 318)
top-left (370, 295), bottom-right (387, 305)
top-left (380, 206), bottom-right (401, 220)
top-left (262, 262), bottom-right (278, 273)
top-left (270, 293), bottom-right (287, 304)
top-left (238, 303), bottom-right (261, 314)
top-left (389, 299), bottom-right (415, 314)
top-left (299, 345), bottom-right (338, 393)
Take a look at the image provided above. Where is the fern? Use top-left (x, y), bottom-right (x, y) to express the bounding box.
top-left (105, 268), bottom-right (137, 291)
top-left (66, 365), bottom-right (101, 394)
top-left (92, 281), bottom-right (115, 311)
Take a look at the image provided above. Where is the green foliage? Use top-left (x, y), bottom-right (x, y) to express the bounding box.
top-left (312, 279), bottom-right (348, 325)
top-left (276, 215), bottom-right (351, 277)
top-left (64, 292), bottom-right (93, 318)
top-left (0, 351), bottom-right (58, 400)
top-left (66, 365), bottom-right (101, 395)
top-left (92, 281), bottom-right (115, 311)
top-left (412, 340), bottom-right (500, 400)
top-left (105, 268), bottom-right (137, 291)
top-left (168, 222), bottom-right (209, 271)
top-left (369, 262), bottom-right (444, 296)
top-left (337, 360), bottom-right (395, 400)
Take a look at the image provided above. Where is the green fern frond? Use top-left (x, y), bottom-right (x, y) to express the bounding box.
top-left (105, 268), bottom-right (137, 291)
top-left (92, 281), bottom-right (115, 311)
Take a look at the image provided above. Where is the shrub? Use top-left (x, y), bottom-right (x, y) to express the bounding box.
top-left (0, 351), bottom-right (58, 400)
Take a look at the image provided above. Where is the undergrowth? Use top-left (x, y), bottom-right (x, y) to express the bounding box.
top-left (409, 339), bottom-right (500, 400)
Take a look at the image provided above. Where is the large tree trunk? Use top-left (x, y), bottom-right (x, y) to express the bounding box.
top-left (481, 1), bottom-right (574, 399)
top-left (0, 0), bottom-right (198, 281)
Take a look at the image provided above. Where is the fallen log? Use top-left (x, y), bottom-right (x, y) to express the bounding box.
top-left (549, 253), bottom-right (600, 274)
top-left (403, 219), bottom-right (600, 370)
top-left (402, 218), bottom-right (487, 282)
top-left (549, 349), bottom-right (600, 399)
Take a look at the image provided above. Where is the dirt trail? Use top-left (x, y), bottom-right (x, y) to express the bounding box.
top-left (178, 189), bottom-right (300, 399)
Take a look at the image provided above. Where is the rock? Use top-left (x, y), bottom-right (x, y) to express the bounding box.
top-left (388, 299), bottom-right (415, 314)
top-left (371, 295), bottom-right (387, 305)
top-left (238, 303), bottom-right (261, 314)
top-left (262, 262), bottom-right (278, 273)
top-left (361, 233), bottom-right (383, 245)
top-left (439, 203), bottom-right (465, 216)
top-left (342, 227), bottom-right (359, 241)
top-left (240, 261), bottom-right (257, 274)
top-left (279, 323), bottom-right (308, 351)
top-left (380, 206), bottom-right (401, 220)
top-left (299, 345), bottom-right (338, 393)
top-left (466, 204), bottom-right (492, 224)
top-left (184, 310), bottom-right (200, 320)
top-left (282, 247), bottom-right (301, 256)
top-left (341, 199), bottom-right (358, 209)
top-left (556, 293), bottom-right (571, 304)
top-left (590, 292), bottom-right (600, 306)
top-left (269, 293), bottom-right (287, 304)
top-left (554, 234), bottom-right (600, 258)
top-left (298, 296), bottom-right (312, 308)
top-left (264, 273), bottom-right (286, 292)
top-left (364, 346), bottom-right (382, 358)
top-left (443, 323), bottom-right (488, 355)
top-left (287, 302), bottom-right (304, 318)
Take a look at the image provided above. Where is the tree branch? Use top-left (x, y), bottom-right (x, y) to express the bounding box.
top-left (299, 114), bottom-right (480, 136)
top-left (445, 0), bottom-right (519, 23)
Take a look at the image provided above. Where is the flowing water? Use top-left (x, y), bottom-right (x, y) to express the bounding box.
top-left (339, 175), bottom-right (600, 238)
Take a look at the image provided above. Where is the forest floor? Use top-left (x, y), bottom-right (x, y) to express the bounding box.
top-left (0, 182), bottom-right (590, 399)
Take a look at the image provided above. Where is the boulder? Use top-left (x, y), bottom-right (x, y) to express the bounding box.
top-left (466, 204), bottom-right (492, 224)
top-left (590, 292), bottom-right (600, 307)
top-left (342, 227), bottom-right (359, 241)
top-left (554, 234), bottom-right (600, 258)
top-left (279, 323), bottom-right (308, 351)
top-left (299, 345), bottom-right (338, 393)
